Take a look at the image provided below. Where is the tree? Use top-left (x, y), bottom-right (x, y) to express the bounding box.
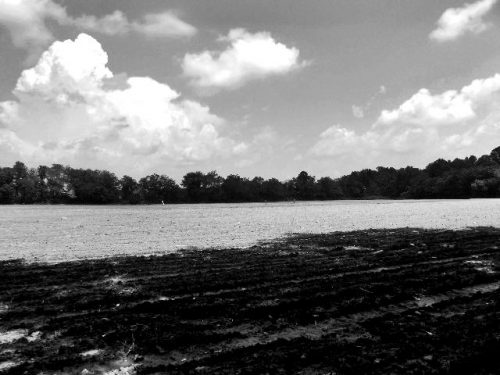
top-left (182, 171), bottom-right (205, 202)
top-left (222, 174), bottom-right (252, 202)
top-left (16, 169), bottom-right (40, 203)
top-left (475, 155), bottom-right (497, 168)
top-left (202, 171), bottom-right (224, 202)
top-left (294, 171), bottom-right (317, 200)
top-left (139, 174), bottom-right (180, 203)
top-left (11, 161), bottom-right (28, 201)
top-left (0, 167), bottom-right (13, 187)
top-left (317, 177), bottom-right (343, 200)
top-left (0, 184), bottom-right (14, 203)
top-left (181, 171), bottom-right (223, 202)
top-left (262, 178), bottom-right (287, 201)
top-left (425, 159), bottom-right (451, 178)
top-left (339, 173), bottom-right (365, 198)
top-left (374, 167), bottom-right (399, 198)
top-left (12, 161), bottom-right (28, 181)
top-left (250, 177), bottom-right (264, 201)
top-left (120, 175), bottom-right (141, 204)
top-left (68, 169), bottom-right (120, 203)
top-left (1, 145), bottom-right (500, 204)
top-left (44, 164), bottom-right (73, 202)
top-left (491, 146), bottom-right (500, 165)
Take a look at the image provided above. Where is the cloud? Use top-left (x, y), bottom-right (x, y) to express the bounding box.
top-left (131, 12), bottom-right (197, 38)
top-left (66, 10), bottom-right (196, 38)
top-left (232, 127), bottom-right (284, 168)
top-left (0, 0), bottom-right (64, 53)
top-left (311, 125), bottom-right (374, 158)
top-left (351, 105), bottom-right (365, 119)
top-left (64, 10), bottom-right (130, 36)
top-left (0, 34), bottom-right (244, 175)
top-left (70, 10), bottom-right (197, 38)
top-left (311, 73), bottom-right (500, 170)
top-left (351, 86), bottom-right (387, 120)
top-left (0, 0), bottom-right (196, 54)
top-left (376, 74), bottom-right (500, 127)
top-left (430, 0), bottom-right (497, 42)
top-left (182, 28), bottom-right (307, 92)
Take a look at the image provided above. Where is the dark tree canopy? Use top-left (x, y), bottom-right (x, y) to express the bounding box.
top-left (1, 146), bottom-right (499, 204)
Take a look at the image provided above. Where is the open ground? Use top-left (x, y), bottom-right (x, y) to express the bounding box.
top-left (1, 227), bottom-right (499, 374)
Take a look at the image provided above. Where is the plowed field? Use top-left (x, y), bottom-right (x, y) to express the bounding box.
top-left (1, 227), bottom-right (500, 374)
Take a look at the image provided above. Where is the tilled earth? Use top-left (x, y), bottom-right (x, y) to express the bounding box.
top-left (1, 227), bottom-right (500, 374)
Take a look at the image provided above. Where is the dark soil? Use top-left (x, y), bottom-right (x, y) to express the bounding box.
top-left (1, 227), bottom-right (500, 374)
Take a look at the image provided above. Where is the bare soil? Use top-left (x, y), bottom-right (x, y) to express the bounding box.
top-left (1, 227), bottom-right (500, 374)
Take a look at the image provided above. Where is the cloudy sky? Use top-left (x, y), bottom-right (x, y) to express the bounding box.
top-left (1, 0), bottom-right (500, 180)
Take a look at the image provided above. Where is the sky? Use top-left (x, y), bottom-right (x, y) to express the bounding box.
top-left (0, 0), bottom-right (500, 181)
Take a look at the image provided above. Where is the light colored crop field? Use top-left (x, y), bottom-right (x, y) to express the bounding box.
top-left (1, 199), bottom-right (499, 262)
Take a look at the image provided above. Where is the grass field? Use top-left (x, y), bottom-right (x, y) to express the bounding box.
top-left (1, 227), bottom-right (500, 374)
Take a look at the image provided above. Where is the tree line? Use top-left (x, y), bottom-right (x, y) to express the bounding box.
top-left (1, 146), bottom-right (499, 204)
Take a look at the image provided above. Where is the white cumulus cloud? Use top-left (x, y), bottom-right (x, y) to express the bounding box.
top-left (182, 28), bottom-right (306, 92)
top-left (430, 0), bottom-right (497, 42)
top-left (0, 0), bottom-right (196, 55)
top-left (376, 74), bottom-right (500, 127)
top-left (311, 73), bottom-right (500, 170)
top-left (0, 34), bottom-right (244, 175)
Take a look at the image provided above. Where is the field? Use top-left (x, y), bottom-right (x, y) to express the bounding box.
top-left (1, 227), bottom-right (500, 374)
top-left (2, 199), bottom-right (500, 262)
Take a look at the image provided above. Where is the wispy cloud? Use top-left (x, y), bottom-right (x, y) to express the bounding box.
top-left (0, 0), bottom-right (196, 57)
top-left (182, 28), bottom-right (307, 93)
top-left (131, 12), bottom-right (196, 38)
top-left (351, 86), bottom-right (387, 120)
top-left (351, 105), bottom-right (364, 119)
top-left (430, 0), bottom-right (497, 42)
